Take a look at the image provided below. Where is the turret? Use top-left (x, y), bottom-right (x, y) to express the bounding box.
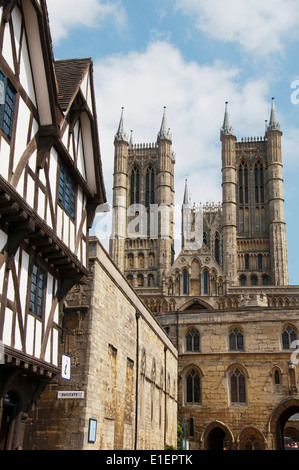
top-left (266, 98), bottom-right (289, 285)
top-left (109, 107), bottom-right (129, 271)
top-left (157, 107), bottom-right (175, 281)
top-left (220, 102), bottom-right (238, 285)
top-left (181, 179), bottom-right (191, 250)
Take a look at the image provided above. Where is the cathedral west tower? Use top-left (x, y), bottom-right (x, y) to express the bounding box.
top-left (110, 107), bottom-right (175, 289)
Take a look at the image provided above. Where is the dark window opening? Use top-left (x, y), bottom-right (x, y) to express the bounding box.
top-left (29, 264), bottom-right (46, 318)
top-left (58, 161), bottom-right (77, 218)
top-left (0, 69), bottom-right (16, 140)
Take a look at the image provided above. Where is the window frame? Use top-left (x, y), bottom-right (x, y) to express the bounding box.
top-left (58, 160), bottom-right (77, 219)
top-left (229, 327), bottom-right (244, 351)
top-left (145, 165), bottom-right (155, 208)
top-left (186, 328), bottom-right (200, 352)
top-left (0, 68), bottom-right (16, 140)
top-left (186, 368), bottom-right (201, 405)
top-left (238, 161), bottom-right (249, 205)
top-left (282, 325), bottom-right (297, 350)
top-left (230, 368), bottom-right (246, 405)
top-left (130, 166), bottom-right (140, 205)
top-left (29, 263), bottom-right (46, 318)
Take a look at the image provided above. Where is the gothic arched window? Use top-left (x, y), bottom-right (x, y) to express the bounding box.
top-left (229, 327), bottom-right (244, 351)
top-left (230, 368), bottom-right (246, 404)
top-left (186, 369), bottom-right (201, 404)
top-left (274, 369), bottom-right (281, 385)
top-left (282, 325), bottom-right (297, 350)
top-left (137, 274), bottom-right (144, 287)
top-left (148, 253), bottom-right (155, 268)
top-left (215, 232), bottom-right (220, 265)
top-left (145, 166), bottom-right (155, 208)
top-left (245, 254), bottom-right (250, 270)
top-left (183, 270), bottom-right (188, 295)
top-left (186, 328), bottom-right (200, 352)
top-left (204, 271), bottom-right (209, 294)
top-left (238, 161), bottom-right (249, 205)
top-left (254, 161), bottom-right (265, 204)
top-left (148, 274), bottom-right (154, 287)
top-left (203, 231), bottom-right (210, 248)
top-left (130, 166), bottom-right (140, 205)
top-left (245, 435), bottom-right (262, 451)
top-left (127, 253), bottom-right (134, 268)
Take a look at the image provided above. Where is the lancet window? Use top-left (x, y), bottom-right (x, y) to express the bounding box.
top-left (130, 166), bottom-right (140, 205)
top-left (238, 161), bottom-right (249, 205)
top-left (186, 329), bottom-right (200, 352)
top-left (254, 160), bottom-right (265, 204)
top-left (145, 166), bottom-right (155, 208)
top-left (186, 369), bottom-right (201, 404)
top-left (230, 368), bottom-right (246, 404)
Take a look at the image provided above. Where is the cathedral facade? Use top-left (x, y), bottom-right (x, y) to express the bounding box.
top-left (110, 101), bottom-right (299, 450)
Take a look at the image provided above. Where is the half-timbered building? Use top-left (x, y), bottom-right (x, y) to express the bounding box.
top-left (0, 0), bottom-right (106, 450)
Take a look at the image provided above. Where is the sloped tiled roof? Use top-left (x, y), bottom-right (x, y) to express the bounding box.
top-left (54, 58), bottom-right (92, 112)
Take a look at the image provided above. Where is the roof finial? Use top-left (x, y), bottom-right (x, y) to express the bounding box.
top-left (114, 107), bottom-right (128, 143)
top-left (157, 106), bottom-right (172, 142)
top-left (183, 178), bottom-right (189, 205)
top-left (220, 101), bottom-right (234, 137)
top-left (267, 97), bottom-right (280, 132)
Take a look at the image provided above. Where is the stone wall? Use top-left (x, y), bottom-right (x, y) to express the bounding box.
top-left (25, 237), bottom-right (178, 450)
top-left (157, 305), bottom-right (299, 450)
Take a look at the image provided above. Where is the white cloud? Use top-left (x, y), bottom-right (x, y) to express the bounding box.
top-left (47, 0), bottom-right (127, 44)
top-left (175, 0), bottom-right (299, 56)
top-left (93, 40), bottom-right (272, 217)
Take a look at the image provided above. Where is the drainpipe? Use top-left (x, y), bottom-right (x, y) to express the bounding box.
top-left (134, 312), bottom-right (140, 450)
top-left (164, 345), bottom-right (168, 445)
top-left (176, 310), bottom-right (179, 348)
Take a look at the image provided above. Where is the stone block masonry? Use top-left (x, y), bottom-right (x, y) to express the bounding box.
top-left (25, 237), bottom-right (177, 450)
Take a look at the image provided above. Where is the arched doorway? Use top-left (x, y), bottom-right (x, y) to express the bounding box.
top-left (269, 398), bottom-right (299, 450)
top-left (207, 427), bottom-right (227, 450)
top-left (203, 421), bottom-right (234, 450)
top-left (180, 298), bottom-right (212, 311)
top-left (0, 391), bottom-right (18, 450)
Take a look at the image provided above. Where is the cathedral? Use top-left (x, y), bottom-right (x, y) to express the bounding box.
top-left (2, 0), bottom-right (299, 452)
top-left (109, 100), bottom-right (299, 450)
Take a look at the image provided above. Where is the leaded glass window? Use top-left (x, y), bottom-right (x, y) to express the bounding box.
top-left (130, 166), bottom-right (140, 205)
top-left (29, 264), bottom-right (45, 318)
top-left (230, 368), bottom-right (246, 404)
top-left (0, 69), bottom-right (16, 140)
top-left (186, 369), bottom-right (200, 404)
top-left (282, 326), bottom-right (297, 350)
top-left (229, 328), bottom-right (244, 351)
top-left (58, 161), bottom-right (77, 218)
top-left (186, 329), bottom-right (200, 352)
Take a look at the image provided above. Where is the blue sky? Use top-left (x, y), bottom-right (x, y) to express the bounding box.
top-left (47, 0), bottom-right (299, 284)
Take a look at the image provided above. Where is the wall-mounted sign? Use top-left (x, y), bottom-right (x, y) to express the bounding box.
top-left (88, 419), bottom-right (97, 443)
top-left (61, 354), bottom-right (71, 380)
top-left (57, 391), bottom-right (84, 399)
